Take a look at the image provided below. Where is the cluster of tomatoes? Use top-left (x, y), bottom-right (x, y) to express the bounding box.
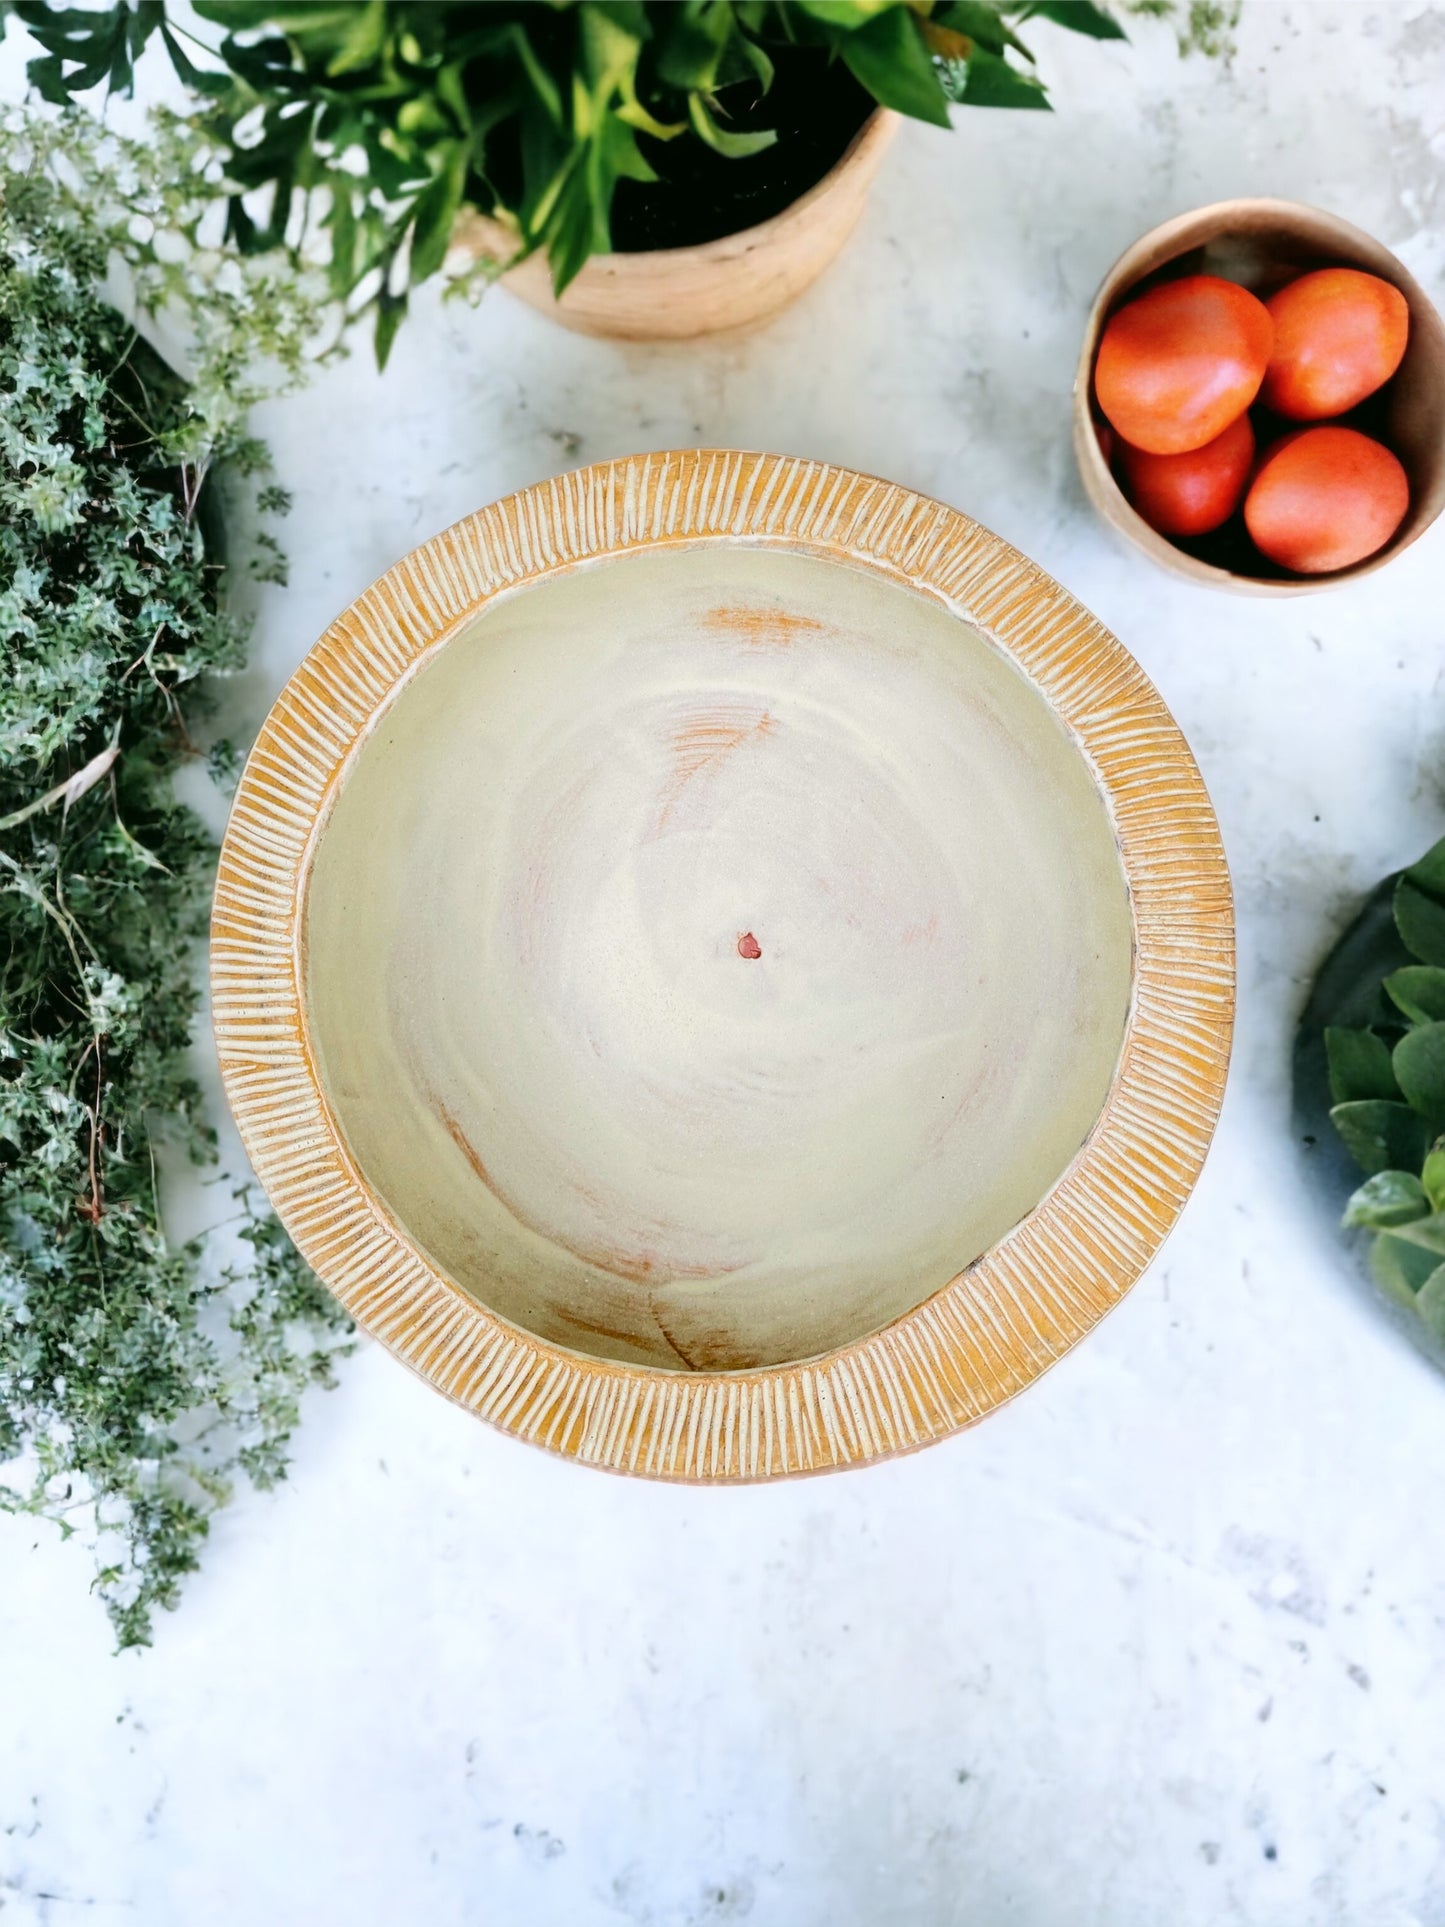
top-left (1092, 266), bottom-right (1411, 575)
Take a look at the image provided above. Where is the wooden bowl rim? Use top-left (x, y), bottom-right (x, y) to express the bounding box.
top-left (212, 451), bottom-right (1235, 1480)
top-left (1073, 196), bottom-right (1445, 596)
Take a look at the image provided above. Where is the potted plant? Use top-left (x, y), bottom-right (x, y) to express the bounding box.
top-left (17, 0), bottom-right (1146, 355)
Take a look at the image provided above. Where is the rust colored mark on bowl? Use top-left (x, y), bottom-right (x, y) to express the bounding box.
top-left (436, 1100), bottom-right (494, 1188)
top-left (738, 931), bottom-right (762, 960)
top-left (704, 604), bottom-right (826, 649)
top-left (654, 701), bottom-right (776, 833)
top-left (434, 1098), bottom-right (746, 1290)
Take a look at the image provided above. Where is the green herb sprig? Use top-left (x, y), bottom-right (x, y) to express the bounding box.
top-left (1320, 835), bottom-right (1445, 1342)
top-left (0, 109), bottom-right (347, 1649)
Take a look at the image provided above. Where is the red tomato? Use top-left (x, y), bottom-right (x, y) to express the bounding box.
top-left (1244, 426), bottom-right (1409, 573)
top-left (1118, 412), bottom-right (1255, 537)
top-left (1261, 268), bottom-right (1409, 419)
top-left (1094, 275), bottom-right (1274, 455)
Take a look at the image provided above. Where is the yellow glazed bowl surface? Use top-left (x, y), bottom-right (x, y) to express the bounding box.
top-left (214, 452), bottom-right (1234, 1479)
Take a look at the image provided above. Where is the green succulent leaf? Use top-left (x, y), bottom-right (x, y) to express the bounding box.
top-left (1395, 879), bottom-right (1445, 966)
top-left (1423, 1145), bottom-right (1445, 1213)
top-left (1416, 1264), bottom-right (1445, 1340)
top-left (1383, 965), bottom-right (1445, 1026)
top-left (1330, 1099), bottom-right (1430, 1176)
top-left (1380, 1212), bottom-right (1445, 1254)
top-left (1403, 834), bottom-right (1445, 901)
top-left (1393, 1023), bottom-right (1445, 1129)
top-left (1372, 1230), bottom-right (1433, 1307)
top-left (1343, 1170), bottom-right (1430, 1230)
top-left (1324, 1026), bottom-right (1400, 1104)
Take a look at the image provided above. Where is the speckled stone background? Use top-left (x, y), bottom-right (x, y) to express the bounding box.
top-left (4, 5), bottom-right (1445, 1923)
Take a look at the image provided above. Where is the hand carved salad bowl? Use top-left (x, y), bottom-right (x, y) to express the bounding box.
top-left (213, 452), bottom-right (1233, 1479)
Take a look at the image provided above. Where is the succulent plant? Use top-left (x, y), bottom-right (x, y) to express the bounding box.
top-left (1311, 834), bottom-right (1445, 1343)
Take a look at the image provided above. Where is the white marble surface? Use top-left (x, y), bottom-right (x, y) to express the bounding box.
top-left (5, 5), bottom-right (1445, 1923)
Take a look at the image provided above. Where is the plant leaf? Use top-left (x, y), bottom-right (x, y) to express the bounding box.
top-left (1383, 965), bottom-right (1445, 1026)
top-left (1423, 1145), bottom-right (1445, 1213)
top-left (159, 24), bottom-right (231, 96)
top-left (409, 142), bottom-right (468, 285)
top-left (325, 0), bottom-right (388, 76)
top-left (956, 44), bottom-right (1052, 107)
top-left (1395, 879), bottom-right (1445, 965)
top-left (512, 21), bottom-right (565, 125)
top-left (324, 178), bottom-right (358, 300)
top-left (1379, 1213), bottom-right (1445, 1255)
top-left (543, 162), bottom-right (602, 293)
top-left (841, 7), bottom-right (953, 127)
top-left (1020, 1), bottom-right (1127, 40)
top-left (1371, 1231), bottom-right (1434, 1306)
top-left (1324, 1026), bottom-right (1399, 1104)
top-left (655, 3), bottom-right (735, 90)
top-left (1403, 833), bottom-right (1445, 902)
top-left (1416, 1263), bottom-right (1445, 1340)
top-left (686, 93), bottom-right (779, 158)
top-left (1393, 1023), bottom-right (1445, 1128)
top-left (373, 290), bottom-right (406, 370)
top-left (1343, 1169), bottom-right (1429, 1229)
top-left (792, 0), bottom-right (900, 26)
top-left (1330, 1099), bottom-right (1429, 1176)
top-left (932, 3), bottom-right (1035, 57)
top-left (736, 32), bottom-right (775, 90)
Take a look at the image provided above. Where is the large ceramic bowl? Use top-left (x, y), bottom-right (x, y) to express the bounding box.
top-left (214, 452), bottom-right (1233, 1479)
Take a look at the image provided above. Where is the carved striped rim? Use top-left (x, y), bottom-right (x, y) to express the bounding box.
top-left (213, 452), bottom-right (1233, 1479)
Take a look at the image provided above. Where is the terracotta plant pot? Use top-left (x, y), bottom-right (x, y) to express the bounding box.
top-left (1073, 198), bottom-right (1445, 594)
top-left (451, 110), bottom-right (897, 340)
top-left (213, 452), bottom-right (1234, 1481)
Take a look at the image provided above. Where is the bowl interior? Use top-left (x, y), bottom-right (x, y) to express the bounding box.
top-left (1078, 202), bottom-right (1445, 590)
top-left (302, 542), bottom-right (1133, 1372)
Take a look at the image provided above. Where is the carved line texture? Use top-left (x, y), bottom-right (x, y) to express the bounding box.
top-left (212, 451), bottom-right (1234, 1481)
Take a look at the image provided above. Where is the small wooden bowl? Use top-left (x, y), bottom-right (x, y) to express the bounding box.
top-left (1073, 199), bottom-right (1445, 594)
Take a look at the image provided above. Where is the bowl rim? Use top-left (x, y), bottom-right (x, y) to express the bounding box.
top-left (1072, 195), bottom-right (1445, 596)
top-left (212, 450), bottom-right (1235, 1480)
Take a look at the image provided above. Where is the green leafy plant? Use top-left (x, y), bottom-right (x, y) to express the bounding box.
top-left (10, 0), bottom-right (1158, 364)
top-left (1310, 834), bottom-right (1445, 1346)
top-left (0, 109), bottom-right (348, 1649)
